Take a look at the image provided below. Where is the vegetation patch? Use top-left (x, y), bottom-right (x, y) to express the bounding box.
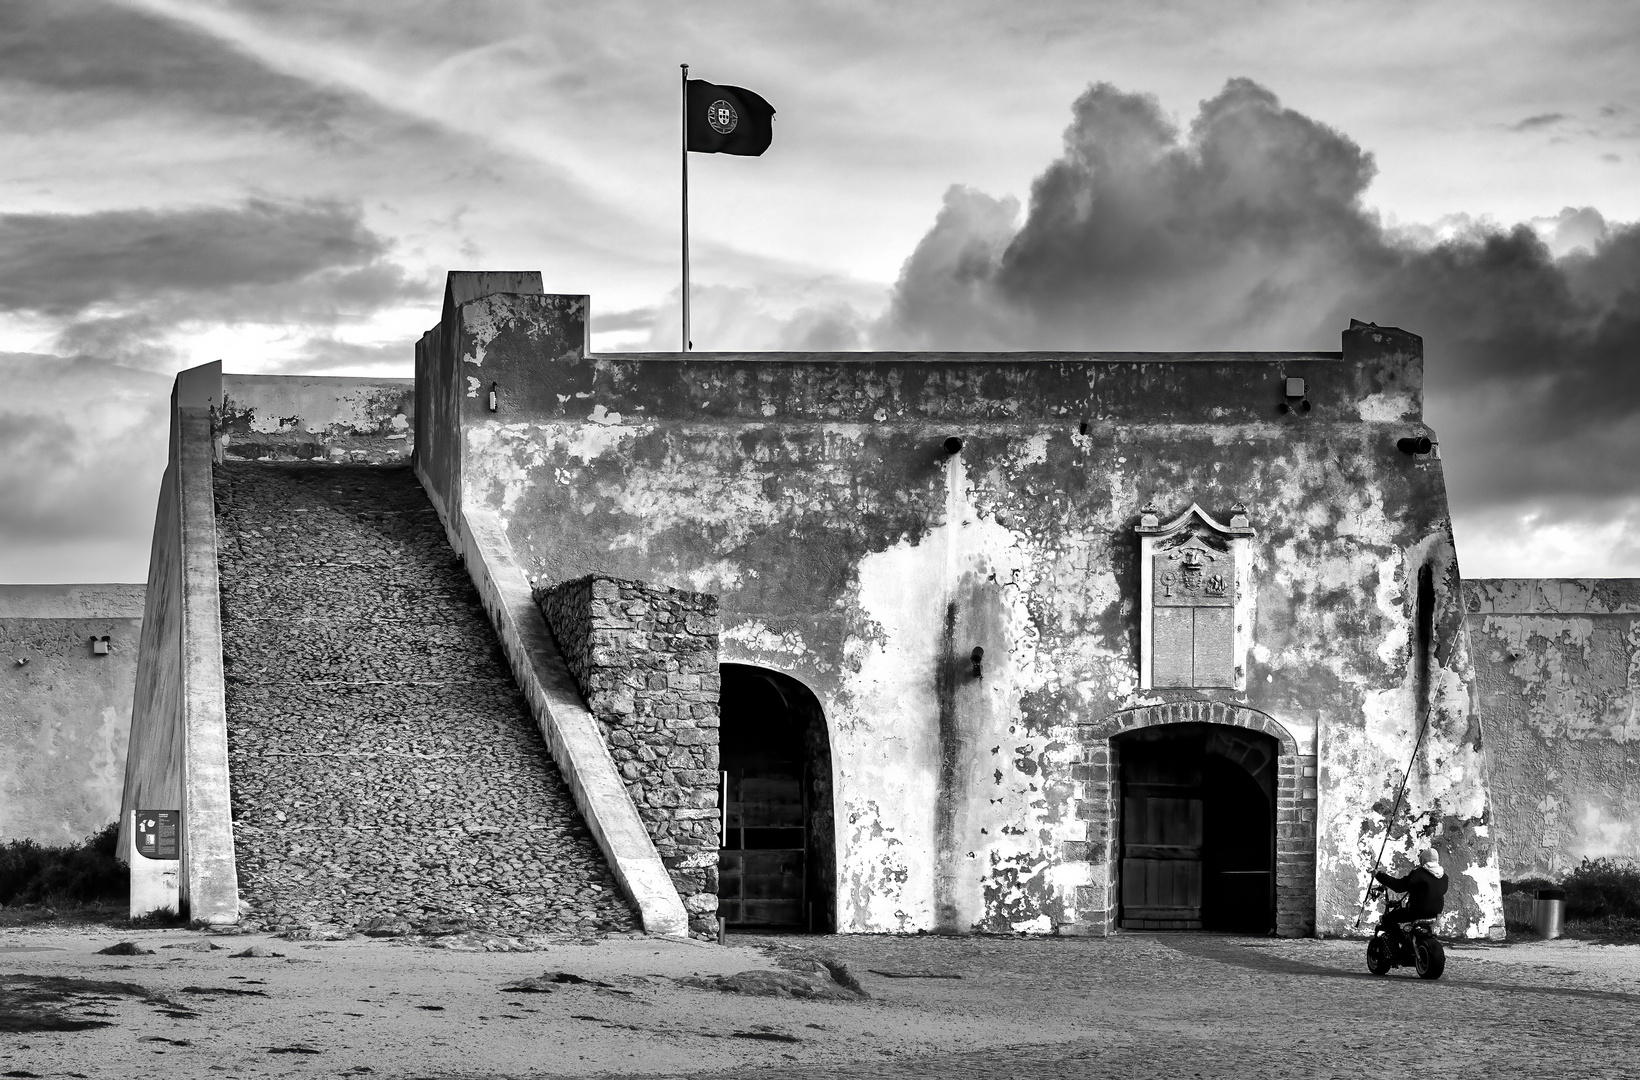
top-left (0, 825), bottom-right (126, 908)
top-left (0, 975), bottom-right (171, 1033)
top-left (1502, 860), bottom-right (1640, 943)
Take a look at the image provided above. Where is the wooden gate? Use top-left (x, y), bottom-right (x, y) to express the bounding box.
top-left (718, 760), bottom-right (807, 928)
top-left (1119, 738), bottom-right (1206, 929)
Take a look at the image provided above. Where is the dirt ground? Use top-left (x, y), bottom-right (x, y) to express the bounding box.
top-left (2, 924), bottom-right (1637, 1079)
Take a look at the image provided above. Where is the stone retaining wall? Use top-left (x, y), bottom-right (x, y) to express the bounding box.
top-left (535, 575), bottom-right (721, 935)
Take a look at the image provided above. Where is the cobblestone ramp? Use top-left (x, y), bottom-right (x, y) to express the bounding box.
top-left (214, 461), bottom-right (637, 935)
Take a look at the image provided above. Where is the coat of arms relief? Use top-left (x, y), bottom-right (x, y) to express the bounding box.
top-left (1136, 501), bottom-right (1253, 690)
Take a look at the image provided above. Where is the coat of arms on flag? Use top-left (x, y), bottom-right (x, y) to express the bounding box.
top-left (708, 100), bottom-right (738, 134)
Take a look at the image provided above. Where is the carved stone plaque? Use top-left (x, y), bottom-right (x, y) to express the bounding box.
top-left (1192, 608), bottom-right (1235, 686)
top-left (1138, 502), bottom-right (1252, 690)
top-left (1152, 608), bottom-right (1195, 687)
top-left (1154, 537), bottom-right (1232, 608)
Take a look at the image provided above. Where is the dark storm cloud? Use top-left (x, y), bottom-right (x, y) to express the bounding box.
top-left (0, 0), bottom-right (405, 143)
top-left (0, 199), bottom-right (417, 320)
top-left (875, 78), bottom-right (1640, 520)
top-left (0, 0), bottom-right (338, 134)
top-left (878, 79), bottom-right (1387, 351)
top-left (1508, 112), bottom-right (1568, 132)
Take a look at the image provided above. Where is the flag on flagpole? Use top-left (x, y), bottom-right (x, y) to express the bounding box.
top-left (685, 80), bottom-right (775, 156)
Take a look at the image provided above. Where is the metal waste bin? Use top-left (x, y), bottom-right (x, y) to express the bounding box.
top-left (1533, 887), bottom-right (1566, 939)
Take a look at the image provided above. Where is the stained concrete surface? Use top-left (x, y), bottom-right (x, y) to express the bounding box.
top-left (0, 928), bottom-right (1633, 1079)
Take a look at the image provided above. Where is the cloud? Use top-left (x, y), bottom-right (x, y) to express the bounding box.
top-left (871, 78), bottom-right (1640, 565)
top-left (0, 0), bottom-right (393, 144)
top-left (590, 307), bottom-right (659, 334)
top-left (262, 336), bottom-right (411, 376)
top-left (0, 195), bottom-right (425, 579)
top-left (875, 79), bottom-right (1387, 351)
top-left (0, 351), bottom-right (170, 581)
top-left (0, 199), bottom-right (402, 317)
top-left (1508, 112), bottom-right (1568, 132)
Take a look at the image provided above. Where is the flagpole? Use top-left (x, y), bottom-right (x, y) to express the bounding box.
top-left (680, 63), bottom-right (690, 355)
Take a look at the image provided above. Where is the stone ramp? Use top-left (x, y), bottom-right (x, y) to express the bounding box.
top-left (214, 461), bottom-right (636, 935)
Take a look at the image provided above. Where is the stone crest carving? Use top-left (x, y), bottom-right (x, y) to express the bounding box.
top-left (1137, 502), bottom-right (1254, 690)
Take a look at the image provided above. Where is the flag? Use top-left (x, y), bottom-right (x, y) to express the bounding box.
top-left (685, 79), bottom-right (775, 156)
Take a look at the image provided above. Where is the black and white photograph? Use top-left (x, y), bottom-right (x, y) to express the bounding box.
top-left (1, 2), bottom-right (1637, 1077)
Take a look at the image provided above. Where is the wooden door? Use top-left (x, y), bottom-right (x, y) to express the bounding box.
top-left (718, 760), bottom-right (807, 928)
top-left (1119, 740), bottom-right (1205, 929)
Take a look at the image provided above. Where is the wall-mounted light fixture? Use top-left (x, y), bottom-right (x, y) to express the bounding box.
top-left (970, 646), bottom-right (984, 678)
top-left (91, 635), bottom-right (111, 656)
top-left (488, 382), bottom-right (500, 412)
top-left (943, 436), bottom-right (964, 454)
top-left (1278, 376), bottom-right (1311, 414)
top-left (1397, 436), bottom-right (1433, 456)
top-left (13, 657), bottom-right (27, 667)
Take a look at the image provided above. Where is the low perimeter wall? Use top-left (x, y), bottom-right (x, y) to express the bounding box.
top-left (1467, 579), bottom-right (1640, 879)
top-left (0, 585), bottom-right (144, 845)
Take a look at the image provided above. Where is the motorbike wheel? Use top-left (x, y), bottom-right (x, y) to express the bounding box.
top-left (1413, 935), bottom-right (1445, 980)
top-left (1366, 935), bottom-right (1393, 975)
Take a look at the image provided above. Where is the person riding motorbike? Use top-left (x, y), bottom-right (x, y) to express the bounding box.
top-left (1374, 848), bottom-right (1448, 938)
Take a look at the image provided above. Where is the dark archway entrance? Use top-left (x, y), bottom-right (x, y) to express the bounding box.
top-left (1115, 722), bottom-right (1276, 932)
top-left (717, 665), bottom-right (834, 932)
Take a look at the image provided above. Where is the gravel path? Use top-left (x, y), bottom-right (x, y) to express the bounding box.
top-left (1, 928), bottom-right (1635, 1079)
top-left (215, 461), bottom-right (636, 935)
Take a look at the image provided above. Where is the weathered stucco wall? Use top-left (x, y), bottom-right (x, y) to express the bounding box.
top-left (415, 272), bottom-right (544, 543)
top-left (221, 375), bottom-right (414, 464)
top-left (1466, 579), bottom-right (1640, 879)
top-left (423, 281), bottom-right (1502, 938)
top-left (0, 585), bottom-right (144, 845)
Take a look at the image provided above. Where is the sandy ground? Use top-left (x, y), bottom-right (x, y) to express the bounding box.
top-left (1, 926), bottom-right (1636, 1079)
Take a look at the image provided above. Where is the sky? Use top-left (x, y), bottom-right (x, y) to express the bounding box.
top-left (2, 0), bottom-right (1639, 583)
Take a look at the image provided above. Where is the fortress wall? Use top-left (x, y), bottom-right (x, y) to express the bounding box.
top-left (1466, 579), bottom-right (1640, 879)
top-left (423, 282), bottom-right (1502, 938)
top-left (0, 584), bottom-right (144, 845)
top-left (220, 374), bottom-right (413, 464)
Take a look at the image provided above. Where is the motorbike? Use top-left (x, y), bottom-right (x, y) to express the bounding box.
top-left (1365, 889), bottom-right (1445, 980)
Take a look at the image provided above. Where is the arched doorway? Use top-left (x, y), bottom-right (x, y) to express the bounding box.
top-left (717, 665), bottom-right (834, 932)
top-left (1114, 721), bottom-right (1276, 932)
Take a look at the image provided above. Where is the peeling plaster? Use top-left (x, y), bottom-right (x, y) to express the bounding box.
top-left (1467, 579), bottom-right (1640, 878)
top-left (430, 296), bottom-right (1500, 937)
top-left (219, 376), bottom-right (415, 464)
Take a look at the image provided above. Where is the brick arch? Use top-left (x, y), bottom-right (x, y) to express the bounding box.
top-left (1108, 701), bottom-right (1299, 759)
top-left (1066, 703), bottom-right (1317, 938)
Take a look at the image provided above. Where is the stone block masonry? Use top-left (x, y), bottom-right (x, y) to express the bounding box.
top-left (215, 462), bottom-right (635, 935)
top-left (535, 576), bottom-right (722, 936)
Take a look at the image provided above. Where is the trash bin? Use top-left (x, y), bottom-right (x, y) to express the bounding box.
top-left (1533, 887), bottom-right (1566, 939)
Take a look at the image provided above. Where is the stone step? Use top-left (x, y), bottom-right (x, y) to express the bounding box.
top-left (214, 461), bottom-right (636, 936)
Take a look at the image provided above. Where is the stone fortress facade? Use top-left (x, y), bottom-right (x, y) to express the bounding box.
top-left (10, 269), bottom-right (1624, 940)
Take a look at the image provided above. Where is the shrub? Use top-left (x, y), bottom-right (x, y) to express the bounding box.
top-left (1560, 857), bottom-right (1640, 920)
top-left (0, 823), bottom-right (127, 906)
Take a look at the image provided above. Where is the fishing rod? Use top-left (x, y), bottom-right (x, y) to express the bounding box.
top-left (1355, 565), bottom-right (1436, 929)
top-left (1354, 705), bottom-right (1434, 928)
